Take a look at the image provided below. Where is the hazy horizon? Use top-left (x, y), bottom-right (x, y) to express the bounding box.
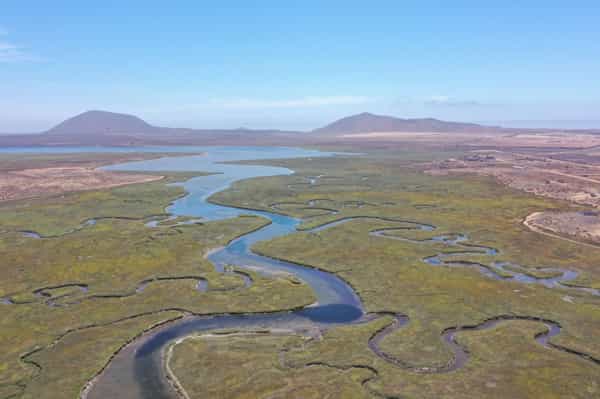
top-left (5, 111), bottom-right (600, 135)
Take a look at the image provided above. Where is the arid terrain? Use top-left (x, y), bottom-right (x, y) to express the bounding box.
top-left (426, 150), bottom-right (600, 207)
top-left (418, 146), bottom-right (600, 246)
top-left (0, 166), bottom-right (162, 202)
top-left (0, 153), bottom-right (199, 202)
top-left (525, 211), bottom-right (600, 247)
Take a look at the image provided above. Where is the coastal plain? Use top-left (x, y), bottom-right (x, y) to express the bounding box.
top-left (1, 148), bottom-right (599, 399)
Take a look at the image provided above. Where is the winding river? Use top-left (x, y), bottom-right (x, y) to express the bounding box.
top-left (85, 147), bottom-right (365, 398)
top-left (2, 146), bottom-right (596, 397)
top-left (83, 146), bottom-right (600, 398)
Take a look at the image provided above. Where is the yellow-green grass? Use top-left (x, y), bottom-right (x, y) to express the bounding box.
top-left (0, 170), bottom-right (315, 398)
top-left (169, 318), bottom-right (599, 399)
top-left (5, 149), bottom-right (600, 399)
top-left (169, 333), bottom-right (373, 399)
top-left (20, 311), bottom-right (182, 399)
top-left (0, 173), bottom-right (203, 237)
top-left (288, 318), bottom-right (599, 399)
top-left (215, 155), bottom-right (600, 284)
top-left (203, 154), bottom-right (600, 397)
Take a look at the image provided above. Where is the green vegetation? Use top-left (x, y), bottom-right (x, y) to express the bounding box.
top-left (289, 318), bottom-right (599, 399)
top-left (0, 170), bottom-right (315, 398)
top-left (170, 319), bottom-right (598, 399)
top-left (0, 172), bottom-right (200, 236)
top-left (169, 333), bottom-right (373, 399)
top-left (21, 312), bottom-right (182, 399)
top-left (3, 149), bottom-right (600, 399)
top-left (203, 153), bottom-right (600, 398)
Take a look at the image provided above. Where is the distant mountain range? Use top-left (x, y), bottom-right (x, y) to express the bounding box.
top-left (0, 110), bottom-right (597, 146)
top-left (47, 110), bottom-right (501, 137)
top-left (312, 112), bottom-right (505, 135)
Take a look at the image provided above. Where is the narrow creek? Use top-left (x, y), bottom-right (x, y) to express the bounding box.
top-left (71, 146), bottom-right (598, 398)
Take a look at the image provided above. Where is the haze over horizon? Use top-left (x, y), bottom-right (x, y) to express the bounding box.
top-left (2, 1), bottom-right (600, 132)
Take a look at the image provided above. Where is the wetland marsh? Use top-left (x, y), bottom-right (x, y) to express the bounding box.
top-left (1, 147), bottom-right (599, 399)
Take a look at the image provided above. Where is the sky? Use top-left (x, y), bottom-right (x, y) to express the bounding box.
top-left (1, 1), bottom-right (600, 132)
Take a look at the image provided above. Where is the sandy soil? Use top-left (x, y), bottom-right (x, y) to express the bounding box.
top-left (426, 151), bottom-right (600, 208)
top-left (0, 166), bottom-right (162, 202)
top-left (337, 132), bottom-right (500, 148)
top-left (524, 211), bottom-right (600, 247)
top-left (339, 131), bottom-right (600, 149)
top-left (340, 131), bottom-right (488, 140)
top-left (477, 133), bottom-right (600, 149)
top-left (0, 152), bottom-right (209, 202)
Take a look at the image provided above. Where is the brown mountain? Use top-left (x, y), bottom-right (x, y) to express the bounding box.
top-left (313, 112), bottom-right (504, 135)
top-left (45, 110), bottom-right (159, 135)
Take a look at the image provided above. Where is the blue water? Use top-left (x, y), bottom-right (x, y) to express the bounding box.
top-left (100, 147), bottom-right (362, 312)
top-left (84, 146), bottom-right (363, 399)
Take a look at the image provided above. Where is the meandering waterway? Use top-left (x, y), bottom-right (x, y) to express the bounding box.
top-left (3, 146), bottom-right (595, 398)
top-left (81, 146), bottom-right (598, 398)
top-left (85, 147), bottom-right (365, 398)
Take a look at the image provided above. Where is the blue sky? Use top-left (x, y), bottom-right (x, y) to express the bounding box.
top-left (1, 1), bottom-right (600, 132)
